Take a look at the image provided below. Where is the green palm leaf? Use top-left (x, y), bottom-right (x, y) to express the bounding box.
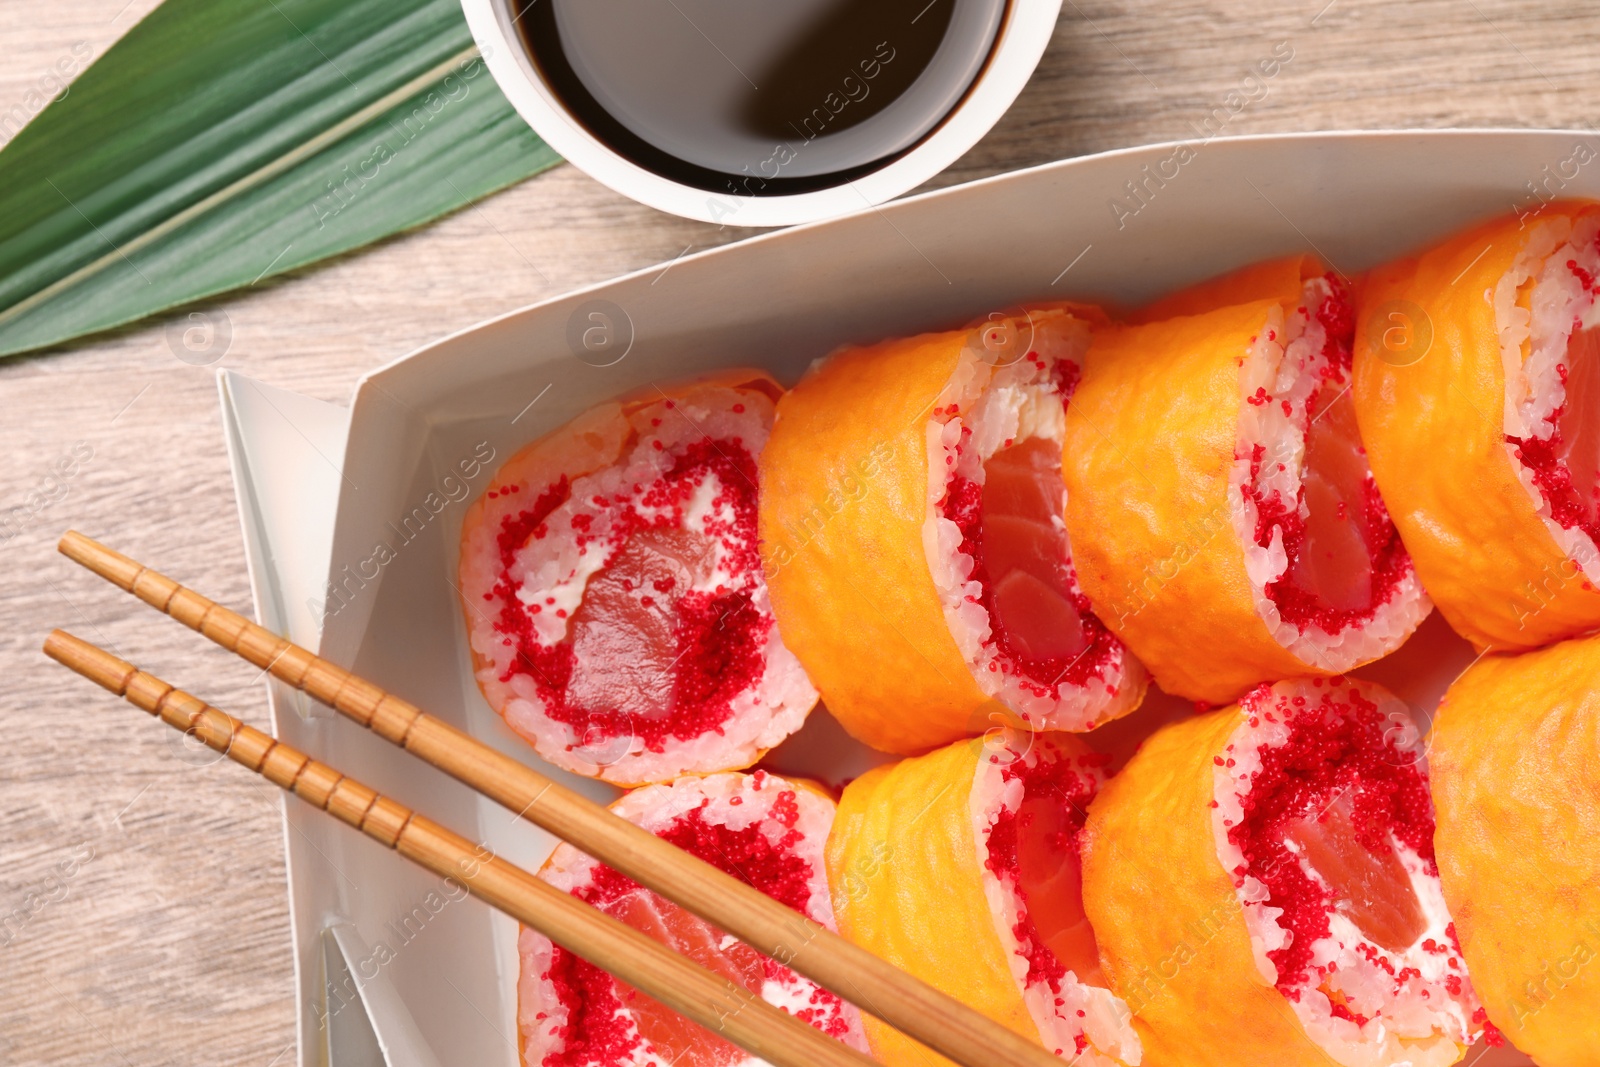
top-left (0, 0), bottom-right (561, 358)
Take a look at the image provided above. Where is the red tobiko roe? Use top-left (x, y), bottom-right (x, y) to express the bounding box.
top-left (488, 439), bottom-right (769, 751)
top-left (543, 789), bottom-right (851, 1067)
top-left (983, 747), bottom-right (1109, 993)
top-left (1245, 278), bottom-right (1414, 633)
top-left (941, 364), bottom-right (1119, 697)
top-left (1228, 684), bottom-right (1434, 997)
top-left (1471, 1007), bottom-right (1508, 1048)
top-left (1508, 317), bottom-right (1600, 556)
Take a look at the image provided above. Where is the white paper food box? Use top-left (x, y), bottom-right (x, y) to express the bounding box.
top-left (218, 130), bottom-right (1577, 1066)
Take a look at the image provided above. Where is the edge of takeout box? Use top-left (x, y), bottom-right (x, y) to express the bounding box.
top-left (355, 126), bottom-right (1600, 387)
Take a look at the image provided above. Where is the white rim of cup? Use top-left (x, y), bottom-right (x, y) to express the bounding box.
top-left (460, 0), bottom-right (1064, 227)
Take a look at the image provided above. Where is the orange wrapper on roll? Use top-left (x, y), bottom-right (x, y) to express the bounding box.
top-left (1431, 633), bottom-right (1600, 1066)
top-left (827, 734), bottom-right (1140, 1067)
top-left (1064, 256), bottom-right (1430, 705)
top-left (760, 306), bottom-right (1147, 755)
top-left (458, 371), bottom-right (818, 786)
top-left (1081, 678), bottom-right (1483, 1067)
top-left (1354, 201), bottom-right (1600, 650)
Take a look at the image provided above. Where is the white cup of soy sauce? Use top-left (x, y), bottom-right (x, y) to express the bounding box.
top-left (461, 0), bottom-right (1062, 226)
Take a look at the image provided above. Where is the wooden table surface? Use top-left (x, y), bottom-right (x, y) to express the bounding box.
top-left (2, 1), bottom-right (1595, 1063)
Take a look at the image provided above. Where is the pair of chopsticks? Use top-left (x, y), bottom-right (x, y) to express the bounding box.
top-left (46, 532), bottom-right (1064, 1067)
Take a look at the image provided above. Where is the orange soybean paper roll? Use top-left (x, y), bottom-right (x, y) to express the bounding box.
top-left (1354, 201), bottom-right (1600, 650)
top-left (1081, 678), bottom-right (1483, 1067)
top-left (1064, 257), bottom-right (1430, 705)
top-left (1431, 633), bottom-right (1600, 1066)
top-left (760, 306), bottom-right (1146, 754)
top-left (827, 734), bottom-right (1139, 1066)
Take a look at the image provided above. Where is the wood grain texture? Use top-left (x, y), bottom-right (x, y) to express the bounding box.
top-left (1, 1), bottom-right (1594, 1064)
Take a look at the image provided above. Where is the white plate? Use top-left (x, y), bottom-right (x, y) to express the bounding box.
top-left (221, 129), bottom-right (1584, 1066)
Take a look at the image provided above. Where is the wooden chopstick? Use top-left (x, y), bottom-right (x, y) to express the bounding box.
top-left (57, 531), bottom-right (1065, 1067)
top-left (43, 630), bottom-right (877, 1067)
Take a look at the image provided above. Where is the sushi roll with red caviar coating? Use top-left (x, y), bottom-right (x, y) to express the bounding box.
top-left (1063, 257), bottom-right (1430, 705)
top-left (458, 371), bottom-right (818, 786)
top-left (760, 304), bottom-right (1147, 756)
top-left (519, 771), bottom-right (868, 1067)
top-left (1430, 631), bottom-right (1600, 1065)
top-left (1354, 201), bottom-right (1600, 650)
top-left (827, 733), bottom-right (1140, 1067)
top-left (1081, 677), bottom-right (1484, 1067)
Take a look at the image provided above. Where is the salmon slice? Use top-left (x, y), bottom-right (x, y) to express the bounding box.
top-left (1284, 791), bottom-right (1427, 954)
top-left (565, 526), bottom-right (719, 721)
top-left (1290, 385), bottom-right (1374, 612)
top-left (610, 888), bottom-right (765, 1067)
top-left (982, 439), bottom-right (1062, 526)
top-left (1559, 326), bottom-right (1600, 529)
top-left (981, 439), bottom-right (1088, 663)
top-left (991, 571), bottom-right (1089, 662)
top-left (1015, 789), bottom-right (1104, 987)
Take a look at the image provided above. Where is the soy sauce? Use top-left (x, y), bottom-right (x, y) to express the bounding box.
top-left (514, 0), bottom-right (1007, 196)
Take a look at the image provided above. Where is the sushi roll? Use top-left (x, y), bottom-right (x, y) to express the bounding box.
top-left (1081, 677), bottom-right (1483, 1067)
top-left (760, 305), bottom-right (1147, 755)
top-left (827, 733), bottom-right (1141, 1067)
top-left (1063, 256), bottom-right (1430, 705)
top-left (1354, 201), bottom-right (1600, 650)
top-left (1430, 632), bottom-right (1600, 1065)
top-left (459, 371), bottom-right (817, 785)
top-left (519, 771), bottom-right (868, 1066)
